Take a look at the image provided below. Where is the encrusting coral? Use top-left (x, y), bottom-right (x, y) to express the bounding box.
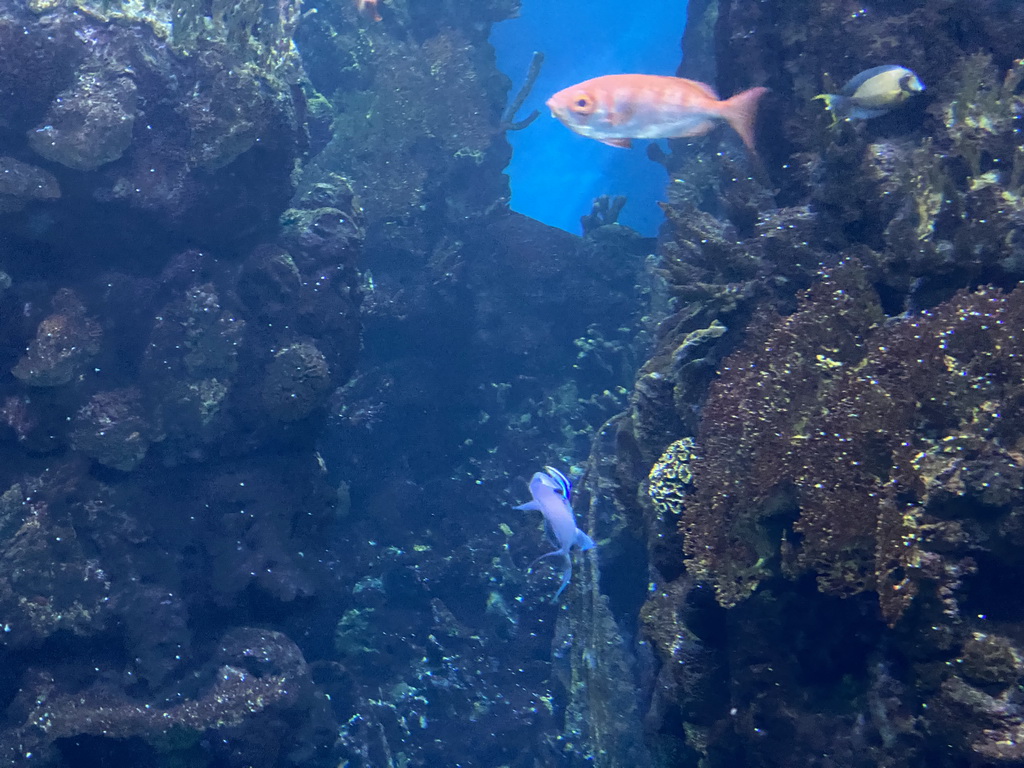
top-left (12, 289), bottom-right (102, 387)
top-left (647, 437), bottom-right (696, 523)
top-left (70, 388), bottom-right (152, 471)
top-left (676, 261), bottom-right (1024, 622)
top-left (599, 1), bottom-right (1024, 765)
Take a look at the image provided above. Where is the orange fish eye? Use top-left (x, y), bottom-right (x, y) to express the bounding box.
top-left (569, 92), bottom-right (595, 115)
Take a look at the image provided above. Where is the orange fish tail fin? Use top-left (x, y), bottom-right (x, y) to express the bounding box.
top-left (718, 86), bottom-right (769, 154)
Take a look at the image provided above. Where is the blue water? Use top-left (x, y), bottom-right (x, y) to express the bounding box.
top-left (491, 1), bottom-right (689, 236)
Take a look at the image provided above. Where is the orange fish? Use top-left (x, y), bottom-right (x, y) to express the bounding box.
top-left (354, 0), bottom-right (381, 22)
top-left (546, 74), bottom-right (768, 154)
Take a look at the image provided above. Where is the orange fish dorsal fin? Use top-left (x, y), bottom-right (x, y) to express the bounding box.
top-left (686, 78), bottom-right (720, 102)
top-left (599, 138), bottom-right (632, 149)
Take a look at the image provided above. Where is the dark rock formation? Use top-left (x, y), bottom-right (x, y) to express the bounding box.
top-left (587, 1), bottom-right (1024, 766)
top-left (0, 0), bottom-right (359, 763)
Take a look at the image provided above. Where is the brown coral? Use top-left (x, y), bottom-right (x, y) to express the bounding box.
top-left (70, 388), bottom-right (152, 471)
top-left (680, 262), bottom-right (1024, 623)
top-left (0, 627), bottom-right (314, 764)
top-left (12, 289), bottom-right (101, 387)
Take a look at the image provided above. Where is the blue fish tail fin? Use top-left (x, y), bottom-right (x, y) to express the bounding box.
top-left (813, 92), bottom-right (844, 110)
top-left (813, 93), bottom-right (853, 123)
top-left (527, 549), bottom-right (563, 573)
top-left (552, 555), bottom-right (572, 602)
top-left (575, 529), bottom-right (596, 551)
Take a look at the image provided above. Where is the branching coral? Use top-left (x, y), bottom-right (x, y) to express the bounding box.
top-left (500, 50), bottom-right (543, 132)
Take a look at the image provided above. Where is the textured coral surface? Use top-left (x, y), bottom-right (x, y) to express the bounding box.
top-left (1, 0), bottom-right (1021, 764)
top-left (0, 0), bottom-right (358, 761)
top-left (602, 1), bottom-right (1024, 766)
top-left (0, 0), bottom-right (651, 764)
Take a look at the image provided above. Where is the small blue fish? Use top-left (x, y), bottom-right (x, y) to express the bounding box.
top-left (815, 65), bottom-right (925, 122)
top-left (514, 466), bottom-right (596, 600)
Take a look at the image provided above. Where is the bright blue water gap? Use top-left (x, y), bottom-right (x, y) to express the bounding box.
top-left (492, 1), bottom-right (688, 236)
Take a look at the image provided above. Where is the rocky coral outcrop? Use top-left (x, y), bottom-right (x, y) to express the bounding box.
top-left (0, 0), bottom-right (360, 761)
top-left (70, 388), bottom-right (152, 471)
top-left (0, 156), bottom-right (60, 212)
top-left (590, 1), bottom-right (1024, 765)
top-left (0, 0), bottom-right (303, 243)
top-left (12, 289), bottom-right (101, 387)
top-left (0, 628), bottom-right (322, 766)
top-left (262, 342), bottom-right (332, 422)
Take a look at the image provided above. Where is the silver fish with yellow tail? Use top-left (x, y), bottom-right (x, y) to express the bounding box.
top-left (814, 65), bottom-right (924, 122)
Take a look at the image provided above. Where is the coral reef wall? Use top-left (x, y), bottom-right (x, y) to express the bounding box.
top-left (8, 0), bottom-right (1020, 763)
top-left (595, 0), bottom-right (1024, 766)
top-left (0, 0), bottom-right (355, 763)
top-left (0, 0), bottom-right (654, 765)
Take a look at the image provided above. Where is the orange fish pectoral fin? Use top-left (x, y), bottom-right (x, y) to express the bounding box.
top-left (607, 105), bottom-right (634, 127)
top-left (599, 138), bottom-right (632, 149)
top-left (718, 86), bottom-right (769, 154)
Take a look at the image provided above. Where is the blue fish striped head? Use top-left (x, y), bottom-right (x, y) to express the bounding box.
top-left (542, 465), bottom-right (572, 501)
